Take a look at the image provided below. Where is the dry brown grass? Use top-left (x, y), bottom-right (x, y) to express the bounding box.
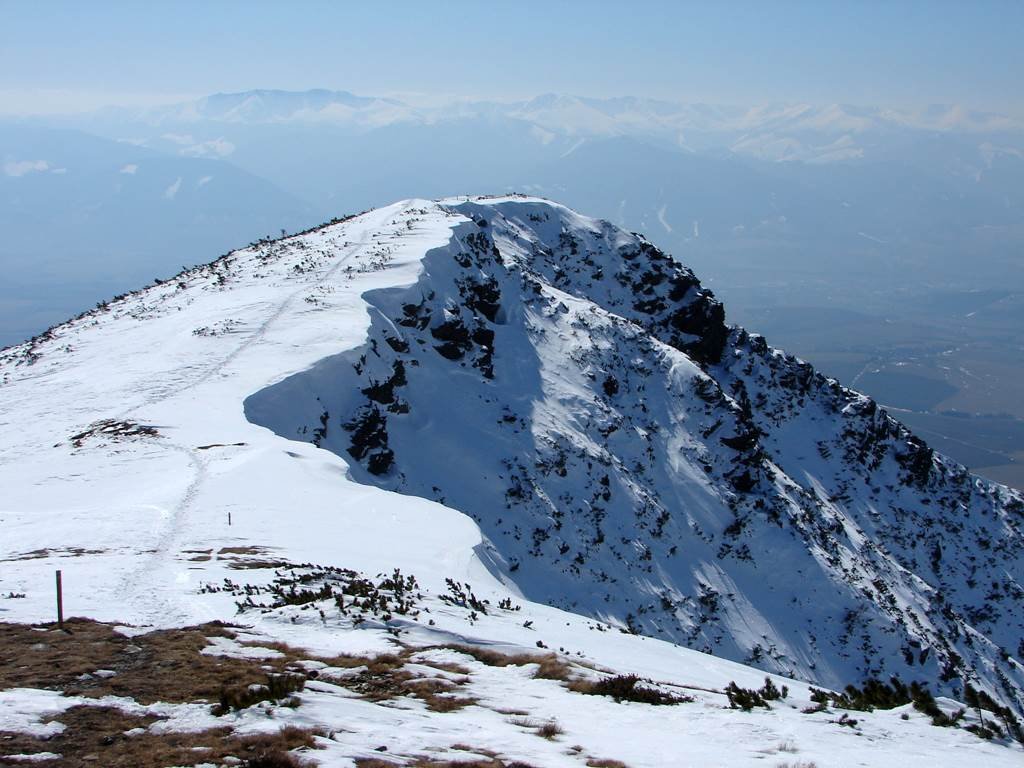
top-left (409, 655), bottom-right (472, 676)
top-left (239, 637), bottom-right (317, 659)
top-left (444, 645), bottom-right (540, 667)
top-left (567, 674), bottom-right (691, 706)
top-left (404, 677), bottom-right (477, 713)
top-left (450, 744), bottom-right (501, 757)
top-left (586, 760), bottom-right (631, 768)
top-left (213, 544), bottom-right (292, 569)
top-left (442, 645), bottom-right (572, 681)
top-left (494, 707), bottom-right (530, 716)
top-left (217, 545), bottom-right (270, 556)
top-left (1, 617), bottom-right (479, 716)
top-left (0, 618), bottom-right (312, 707)
top-left (228, 558), bottom-right (294, 570)
top-left (508, 716), bottom-right (564, 739)
top-left (323, 650), bottom-right (477, 712)
top-left (1, 619), bottom-right (576, 768)
top-left (536, 720), bottom-right (564, 739)
top-left (356, 758), bottom-right (540, 768)
top-left (533, 655), bottom-right (572, 681)
top-left (235, 641), bottom-right (479, 716)
top-left (1, 547), bottom-right (105, 562)
top-left (0, 706), bottom-right (320, 767)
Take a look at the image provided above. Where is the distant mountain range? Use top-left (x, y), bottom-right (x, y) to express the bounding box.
top-left (99, 89), bottom-right (1024, 146)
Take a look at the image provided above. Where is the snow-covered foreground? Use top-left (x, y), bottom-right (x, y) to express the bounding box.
top-left (1, 201), bottom-right (482, 626)
top-left (0, 586), bottom-right (1018, 768)
top-left (193, 585), bottom-right (1024, 768)
top-left (0, 196), bottom-right (1021, 765)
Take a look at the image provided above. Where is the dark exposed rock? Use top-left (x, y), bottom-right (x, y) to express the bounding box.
top-left (384, 335), bottom-right (410, 353)
top-left (345, 406), bottom-right (393, 475)
top-left (462, 277), bottom-right (502, 322)
top-left (361, 361), bottom-right (407, 406)
top-left (431, 317), bottom-right (472, 360)
top-left (896, 436), bottom-right (935, 490)
top-left (720, 430), bottom-right (759, 453)
top-left (399, 300), bottom-right (431, 330)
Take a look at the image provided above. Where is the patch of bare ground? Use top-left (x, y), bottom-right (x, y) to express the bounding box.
top-left (1, 617), bottom-right (479, 724)
top-left (4, 618), bottom-right (666, 766)
top-left (407, 654), bottom-right (471, 677)
top-left (403, 677), bottom-right (476, 713)
top-left (0, 618), bottom-right (500, 766)
top-left (68, 419), bottom-right (159, 448)
top-left (356, 759), bottom-right (540, 768)
top-left (567, 674), bottom-right (692, 705)
top-left (211, 544), bottom-right (295, 570)
top-left (218, 545), bottom-right (273, 556)
top-left (442, 644), bottom-right (688, 710)
top-left (508, 716), bottom-right (564, 739)
top-left (441, 645), bottom-right (572, 681)
top-left (0, 707), bottom-right (320, 767)
top-left (450, 744), bottom-right (501, 757)
top-left (227, 558), bottom-right (295, 570)
top-left (316, 650), bottom-right (477, 712)
top-left (2, 547), bottom-right (105, 562)
top-left (0, 618), bottom-right (307, 705)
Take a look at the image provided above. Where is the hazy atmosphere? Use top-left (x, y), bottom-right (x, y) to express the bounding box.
top-left (5, 0), bottom-right (1022, 489)
top-left (3, 5), bottom-right (1024, 765)
top-left (4, 1), bottom-right (1024, 111)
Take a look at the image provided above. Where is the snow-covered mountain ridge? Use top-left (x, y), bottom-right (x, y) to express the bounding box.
top-left (1, 196), bottom-right (1023, 765)
top-left (240, 197), bottom-right (1024, 715)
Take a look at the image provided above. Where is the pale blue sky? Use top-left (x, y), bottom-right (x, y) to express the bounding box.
top-left (2, 0), bottom-right (1022, 113)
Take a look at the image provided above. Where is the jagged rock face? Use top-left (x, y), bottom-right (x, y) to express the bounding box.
top-left (246, 199), bottom-right (1024, 714)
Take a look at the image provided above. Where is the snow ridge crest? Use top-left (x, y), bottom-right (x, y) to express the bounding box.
top-left (244, 196), bottom-right (1024, 717)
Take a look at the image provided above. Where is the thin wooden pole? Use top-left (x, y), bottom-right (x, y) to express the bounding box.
top-left (55, 569), bottom-right (64, 629)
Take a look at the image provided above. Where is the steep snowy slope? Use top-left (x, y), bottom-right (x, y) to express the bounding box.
top-left (1, 196), bottom-right (1022, 766)
top-left (244, 198), bottom-right (1024, 715)
top-left (0, 203), bottom-right (484, 627)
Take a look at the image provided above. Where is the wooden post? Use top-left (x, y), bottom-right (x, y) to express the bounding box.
top-left (228, 511), bottom-right (232, 526)
top-left (55, 570), bottom-right (64, 630)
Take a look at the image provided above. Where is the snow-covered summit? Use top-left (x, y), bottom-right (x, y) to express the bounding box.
top-left (242, 196), bottom-right (1024, 713)
top-left (2, 196), bottom-right (1023, 764)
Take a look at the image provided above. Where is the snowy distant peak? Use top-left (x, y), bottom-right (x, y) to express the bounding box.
top-left (95, 89), bottom-right (1024, 146)
top-left (491, 98), bottom-right (1023, 142)
top-left (132, 88), bottom-right (418, 126)
top-left (197, 89), bottom-right (384, 118)
top-left (516, 93), bottom-right (684, 118)
top-left (507, 97), bottom-right (1021, 135)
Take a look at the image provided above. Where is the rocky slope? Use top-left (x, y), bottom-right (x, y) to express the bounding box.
top-left (1, 196), bottom-right (1023, 766)
top-left (246, 197), bottom-right (1024, 715)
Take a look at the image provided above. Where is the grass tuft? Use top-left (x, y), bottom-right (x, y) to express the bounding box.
top-left (569, 674), bottom-right (690, 705)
